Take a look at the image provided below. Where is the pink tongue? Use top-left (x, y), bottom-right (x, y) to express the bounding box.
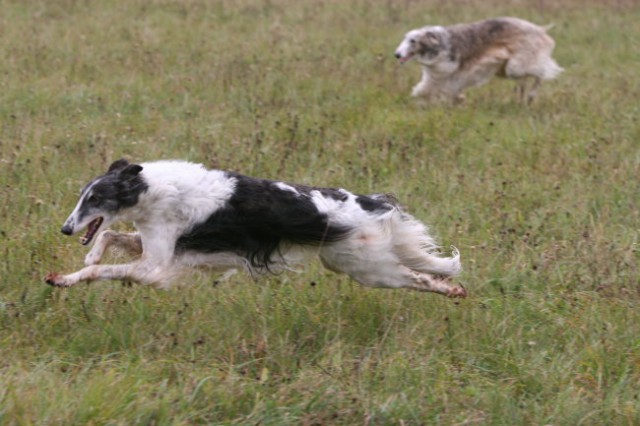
top-left (81, 218), bottom-right (103, 245)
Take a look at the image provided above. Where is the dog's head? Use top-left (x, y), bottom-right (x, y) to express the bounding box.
top-left (61, 159), bottom-right (148, 245)
top-left (394, 26), bottom-right (448, 65)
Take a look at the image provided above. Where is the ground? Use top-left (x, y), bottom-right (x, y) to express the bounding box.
top-left (1, 0), bottom-right (639, 424)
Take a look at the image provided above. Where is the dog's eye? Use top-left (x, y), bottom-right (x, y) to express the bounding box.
top-left (409, 39), bottom-right (416, 44)
top-left (87, 194), bottom-right (99, 204)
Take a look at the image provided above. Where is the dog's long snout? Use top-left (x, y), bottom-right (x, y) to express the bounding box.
top-left (394, 52), bottom-right (401, 59)
top-left (61, 224), bottom-right (73, 235)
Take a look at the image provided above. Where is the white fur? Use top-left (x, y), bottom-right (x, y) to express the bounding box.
top-left (274, 182), bottom-right (300, 195)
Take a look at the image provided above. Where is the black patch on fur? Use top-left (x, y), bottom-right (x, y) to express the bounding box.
top-left (317, 187), bottom-right (348, 202)
top-left (77, 161), bottom-right (148, 221)
top-left (175, 174), bottom-right (354, 270)
top-left (355, 195), bottom-right (394, 212)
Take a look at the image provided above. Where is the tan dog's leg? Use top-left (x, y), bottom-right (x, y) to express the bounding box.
top-left (526, 77), bottom-right (542, 104)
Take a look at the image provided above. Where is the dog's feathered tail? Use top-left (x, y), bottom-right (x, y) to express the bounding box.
top-left (389, 211), bottom-right (462, 277)
top-left (540, 23), bottom-right (564, 80)
top-left (540, 57), bottom-right (564, 80)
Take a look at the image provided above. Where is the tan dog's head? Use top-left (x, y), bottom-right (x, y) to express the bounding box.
top-left (394, 26), bottom-right (448, 65)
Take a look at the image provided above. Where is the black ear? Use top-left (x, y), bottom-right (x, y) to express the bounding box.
top-left (108, 159), bottom-right (130, 172)
top-left (121, 164), bottom-right (143, 178)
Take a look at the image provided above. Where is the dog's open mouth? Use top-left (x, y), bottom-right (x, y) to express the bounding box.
top-left (81, 217), bottom-right (103, 245)
top-left (399, 53), bottom-right (415, 63)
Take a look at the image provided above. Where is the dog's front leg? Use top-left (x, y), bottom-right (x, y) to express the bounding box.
top-left (48, 233), bottom-right (177, 288)
top-left (84, 231), bottom-right (142, 266)
top-left (411, 69), bottom-right (433, 98)
top-left (46, 264), bottom-right (134, 287)
top-left (45, 260), bottom-right (171, 288)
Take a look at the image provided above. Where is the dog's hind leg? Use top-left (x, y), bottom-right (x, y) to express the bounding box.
top-left (320, 246), bottom-right (466, 298)
top-left (514, 76), bottom-right (542, 104)
top-left (335, 261), bottom-right (466, 298)
top-left (84, 231), bottom-right (142, 266)
top-left (526, 76), bottom-right (542, 104)
top-left (515, 77), bottom-right (528, 103)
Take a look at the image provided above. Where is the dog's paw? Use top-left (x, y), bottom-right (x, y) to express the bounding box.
top-left (45, 272), bottom-right (71, 287)
top-left (447, 286), bottom-right (467, 298)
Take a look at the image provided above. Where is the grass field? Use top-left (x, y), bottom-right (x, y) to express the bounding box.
top-left (1, 0), bottom-right (639, 424)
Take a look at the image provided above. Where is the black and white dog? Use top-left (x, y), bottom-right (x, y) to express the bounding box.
top-left (46, 159), bottom-right (466, 298)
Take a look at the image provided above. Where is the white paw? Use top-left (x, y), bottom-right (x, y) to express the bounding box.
top-left (45, 272), bottom-right (73, 287)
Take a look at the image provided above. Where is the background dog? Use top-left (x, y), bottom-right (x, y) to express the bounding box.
top-left (46, 159), bottom-right (465, 298)
top-left (394, 17), bottom-right (563, 103)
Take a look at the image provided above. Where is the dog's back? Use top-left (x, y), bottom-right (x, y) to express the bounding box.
top-left (447, 18), bottom-right (548, 71)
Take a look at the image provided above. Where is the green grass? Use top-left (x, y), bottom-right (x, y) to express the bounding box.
top-left (1, 0), bottom-right (640, 424)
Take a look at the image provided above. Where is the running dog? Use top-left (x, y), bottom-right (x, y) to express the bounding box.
top-left (45, 159), bottom-right (465, 298)
top-left (394, 17), bottom-right (563, 103)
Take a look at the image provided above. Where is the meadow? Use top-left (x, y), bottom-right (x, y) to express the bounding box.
top-left (1, 0), bottom-right (639, 424)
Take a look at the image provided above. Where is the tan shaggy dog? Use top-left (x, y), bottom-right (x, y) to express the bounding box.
top-left (394, 17), bottom-right (563, 103)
